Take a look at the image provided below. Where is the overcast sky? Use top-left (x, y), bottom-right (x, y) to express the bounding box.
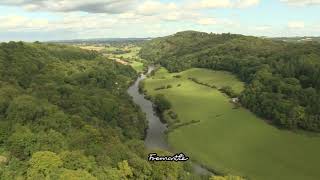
top-left (0, 0), bottom-right (319, 41)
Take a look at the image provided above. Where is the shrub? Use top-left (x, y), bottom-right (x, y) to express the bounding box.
top-left (168, 111), bottom-right (178, 119)
top-left (138, 81), bottom-right (145, 93)
top-left (154, 86), bottom-right (166, 91)
top-left (154, 94), bottom-right (171, 113)
top-left (220, 86), bottom-right (238, 98)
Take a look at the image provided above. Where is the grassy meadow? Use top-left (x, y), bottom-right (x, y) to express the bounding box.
top-left (130, 61), bottom-right (144, 73)
top-left (143, 68), bottom-right (320, 180)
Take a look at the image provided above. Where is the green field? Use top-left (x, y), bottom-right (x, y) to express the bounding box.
top-left (107, 46), bottom-right (145, 73)
top-left (114, 46), bottom-right (141, 59)
top-left (130, 61), bottom-right (144, 73)
top-left (144, 68), bottom-right (320, 180)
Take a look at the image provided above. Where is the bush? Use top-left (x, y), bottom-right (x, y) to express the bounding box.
top-left (220, 86), bottom-right (238, 98)
top-left (138, 81), bottom-right (145, 93)
top-left (154, 86), bottom-right (166, 91)
top-left (168, 111), bottom-right (178, 119)
top-left (150, 70), bottom-right (155, 76)
top-left (154, 94), bottom-right (171, 113)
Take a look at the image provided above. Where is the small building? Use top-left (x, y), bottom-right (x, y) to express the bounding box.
top-left (231, 97), bottom-right (239, 103)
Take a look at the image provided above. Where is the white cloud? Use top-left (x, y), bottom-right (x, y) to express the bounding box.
top-left (0, 14), bottom-right (116, 33)
top-left (252, 25), bottom-right (272, 31)
top-left (0, 15), bottom-right (49, 31)
top-left (160, 11), bottom-right (201, 22)
top-left (118, 12), bottom-right (140, 20)
top-left (197, 18), bottom-right (218, 25)
top-left (235, 0), bottom-right (260, 8)
top-left (288, 21), bottom-right (305, 29)
top-left (188, 0), bottom-right (259, 9)
top-left (190, 0), bottom-right (232, 9)
top-left (281, 0), bottom-right (320, 6)
top-left (162, 12), bottom-right (182, 21)
top-left (136, 1), bottom-right (177, 16)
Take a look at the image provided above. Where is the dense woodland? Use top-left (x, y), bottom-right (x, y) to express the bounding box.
top-left (0, 42), bottom-right (200, 179)
top-left (140, 31), bottom-right (320, 132)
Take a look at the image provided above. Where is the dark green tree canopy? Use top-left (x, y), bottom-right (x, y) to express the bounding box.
top-left (0, 42), bottom-right (194, 179)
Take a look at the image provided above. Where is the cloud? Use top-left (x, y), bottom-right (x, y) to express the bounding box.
top-left (0, 15), bottom-right (49, 31)
top-left (280, 0), bottom-right (320, 6)
top-left (136, 1), bottom-right (177, 16)
top-left (197, 18), bottom-right (218, 25)
top-left (247, 25), bottom-right (275, 36)
top-left (0, 0), bottom-right (138, 14)
top-left (159, 10), bottom-right (201, 22)
top-left (118, 12), bottom-right (141, 20)
top-left (288, 21), bottom-right (305, 29)
top-left (235, 0), bottom-right (260, 8)
top-left (190, 0), bottom-right (232, 9)
top-left (194, 17), bottom-right (238, 28)
top-left (5, 0), bottom-right (318, 40)
top-left (188, 0), bottom-right (259, 9)
top-left (252, 25), bottom-right (272, 31)
top-left (0, 14), bottom-right (116, 33)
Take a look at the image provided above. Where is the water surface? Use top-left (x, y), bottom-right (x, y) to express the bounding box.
top-left (127, 66), bottom-right (169, 150)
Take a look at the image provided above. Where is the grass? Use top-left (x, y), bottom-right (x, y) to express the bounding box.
top-left (77, 45), bottom-right (106, 51)
top-left (143, 68), bottom-right (320, 180)
top-left (114, 46), bottom-right (142, 59)
top-left (130, 61), bottom-right (144, 73)
top-left (185, 68), bottom-right (244, 94)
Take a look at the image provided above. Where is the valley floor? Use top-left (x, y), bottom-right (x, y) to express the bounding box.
top-left (143, 68), bottom-right (320, 180)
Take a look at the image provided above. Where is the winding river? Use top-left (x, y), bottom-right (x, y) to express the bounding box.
top-left (127, 66), bottom-right (212, 175)
top-left (127, 66), bottom-right (169, 150)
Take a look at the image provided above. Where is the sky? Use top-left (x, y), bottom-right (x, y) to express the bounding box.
top-left (0, 0), bottom-right (319, 41)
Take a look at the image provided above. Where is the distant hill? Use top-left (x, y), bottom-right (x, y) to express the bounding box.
top-left (49, 37), bottom-right (152, 44)
top-left (270, 36), bottom-right (320, 43)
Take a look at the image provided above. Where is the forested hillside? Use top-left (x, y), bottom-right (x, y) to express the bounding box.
top-left (140, 31), bottom-right (320, 131)
top-left (0, 42), bottom-right (192, 179)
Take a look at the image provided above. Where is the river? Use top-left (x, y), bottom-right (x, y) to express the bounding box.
top-left (127, 66), bottom-right (212, 175)
top-left (127, 66), bottom-right (169, 150)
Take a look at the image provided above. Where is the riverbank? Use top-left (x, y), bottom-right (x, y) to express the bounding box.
top-left (127, 66), bottom-right (214, 176)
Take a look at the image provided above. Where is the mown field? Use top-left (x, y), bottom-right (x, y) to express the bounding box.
top-left (143, 68), bottom-right (320, 180)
